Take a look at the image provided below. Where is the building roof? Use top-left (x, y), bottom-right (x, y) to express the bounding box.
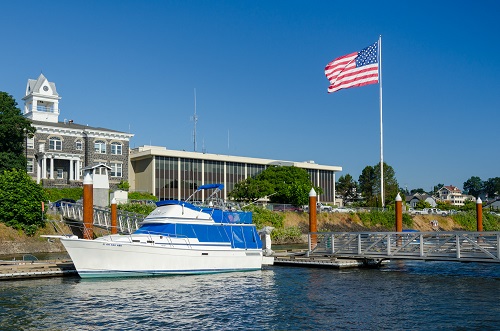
top-left (440, 185), bottom-right (462, 193)
top-left (130, 145), bottom-right (342, 172)
top-left (406, 193), bottom-right (433, 202)
top-left (26, 73), bottom-right (59, 96)
top-left (30, 119), bottom-right (134, 137)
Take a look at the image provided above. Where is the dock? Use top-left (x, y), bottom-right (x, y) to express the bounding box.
top-left (0, 251), bottom-right (383, 281)
top-left (272, 250), bottom-right (384, 268)
top-left (0, 260), bottom-right (76, 280)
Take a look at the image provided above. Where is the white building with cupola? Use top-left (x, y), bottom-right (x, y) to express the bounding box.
top-left (23, 73), bottom-right (134, 190)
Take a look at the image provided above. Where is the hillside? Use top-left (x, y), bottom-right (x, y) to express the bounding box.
top-left (0, 213), bottom-right (468, 255)
top-left (282, 212), bottom-right (465, 232)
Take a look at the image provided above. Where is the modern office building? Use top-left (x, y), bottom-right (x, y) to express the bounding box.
top-left (23, 74), bottom-right (134, 188)
top-left (129, 145), bottom-right (342, 204)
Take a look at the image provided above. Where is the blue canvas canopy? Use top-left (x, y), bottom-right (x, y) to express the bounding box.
top-left (197, 183), bottom-right (224, 191)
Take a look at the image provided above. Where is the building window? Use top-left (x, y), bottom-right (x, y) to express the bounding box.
top-left (75, 140), bottom-right (83, 150)
top-left (49, 137), bottom-right (62, 151)
top-left (27, 158), bottom-right (34, 173)
top-left (111, 142), bottom-right (122, 155)
top-left (27, 137), bottom-right (34, 149)
top-left (57, 168), bottom-right (64, 179)
top-left (94, 140), bottom-right (106, 154)
top-left (110, 163), bottom-right (122, 177)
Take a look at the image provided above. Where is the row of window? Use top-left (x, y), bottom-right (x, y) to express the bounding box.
top-left (26, 158), bottom-right (123, 178)
top-left (27, 137), bottom-right (123, 155)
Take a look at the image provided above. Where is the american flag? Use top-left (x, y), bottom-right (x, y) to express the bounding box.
top-left (325, 41), bottom-right (379, 93)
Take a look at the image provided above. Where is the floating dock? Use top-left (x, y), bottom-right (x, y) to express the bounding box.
top-left (272, 250), bottom-right (384, 268)
top-left (0, 260), bottom-right (77, 280)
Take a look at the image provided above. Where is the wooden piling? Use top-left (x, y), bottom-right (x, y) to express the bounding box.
top-left (111, 198), bottom-right (118, 234)
top-left (83, 173), bottom-right (94, 240)
top-left (476, 197), bottom-right (483, 231)
top-left (395, 193), bottom-right (402, 232)
top-left (309, 188), bottom-right (317, 249)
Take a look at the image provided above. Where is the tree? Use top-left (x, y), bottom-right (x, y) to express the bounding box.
top-left (463, 176), bottom-right (483, 197)
top-left (415, 200), bottom-right (431, 209)
top-left (336, 174), bottom-right (358, 204)
top-left (358, 162), bottom-right (399, 207)
top-left (0, 169), bottom-right (47, 235)
top-left (0, 92), bottom-right (36, 172)
top-left (229, 166), bottom-right (321, 206)
top-left (117, 180), bottom-right (130, 191)
top-left (432, 183), bottom-right (444, 195)
top-left (410, 188), bottom-right (426, 195)
top-left (483, 177), bottom-right (500, 198)
top-left (229, 177), bottom-right (274, 203)
top-left (358, 165), bottom-right (376, 206)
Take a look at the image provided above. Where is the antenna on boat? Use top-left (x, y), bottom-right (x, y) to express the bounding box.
top-left (191, 88), bottom-right (198, 152)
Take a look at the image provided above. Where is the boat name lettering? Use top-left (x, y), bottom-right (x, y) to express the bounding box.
top-left (103, 243), bottom-right (122, 247)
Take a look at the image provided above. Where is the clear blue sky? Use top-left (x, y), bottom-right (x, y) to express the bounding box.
top-left (2, 1), bottom-right (499, 192)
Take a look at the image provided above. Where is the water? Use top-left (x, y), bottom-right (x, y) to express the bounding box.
top-left (1, 261), bottom-right (499, 330)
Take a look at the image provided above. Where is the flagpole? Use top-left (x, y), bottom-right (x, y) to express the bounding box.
top-left (379, 35), bottom-right (384, 207)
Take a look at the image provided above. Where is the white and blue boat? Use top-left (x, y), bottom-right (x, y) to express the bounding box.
top-left (58, 184), bottom-right (273, 278)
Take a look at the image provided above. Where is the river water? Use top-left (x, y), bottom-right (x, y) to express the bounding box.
top-left (1, 260), bottom-right (499, 330)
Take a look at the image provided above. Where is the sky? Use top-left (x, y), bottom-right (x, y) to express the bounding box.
top-left (1, 0), bottom-right (499, 192)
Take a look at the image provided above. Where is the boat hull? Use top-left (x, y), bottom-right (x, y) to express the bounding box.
top-left (61, 237), bottom-right (264, 278)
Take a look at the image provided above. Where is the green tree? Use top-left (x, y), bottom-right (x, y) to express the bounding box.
top-left (410, 188), bottom-right (426, 195)
top-left (358, 162), bottom-right (399, 207)
top-left (229, 166), bottom-right (321, 206)
top-left (0, 92), bottom-right (36, 172)
top-left (374, 162), bottom-right (399, 204)
top-left (483, 177), bottom-right (500, 198)
top-left (432, 183), bottom-right (444, 195)
top-left (229, 177), bottom-right (274, 203)
top-left (117, 180), bottom-right (130, 191)
top-left (336, 174), bottom-right (358, 204)
top-left (415, 200), bottom-right (431, 209)
top-left (0, 169), bottom-right (47, 235)
top-left (463, 176), bottom-right (483, 197)
top-left (358, 165), bottom-right (376, 206)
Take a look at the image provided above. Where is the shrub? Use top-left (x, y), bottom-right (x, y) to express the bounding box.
top-left (117, 203), bottom-right (156, 215)
top-left (244, 205), bottom-right (285, 229)
top-left (357, 209), bottom-right (413, 230)
top-left (0, 169), bottom-right (47, 235)
top-left (271, 226), bottom-right (302, 243)
top-left (128, 191), bottom-right (158, 201)
top-left (44, 187), bottom-right (83, 202)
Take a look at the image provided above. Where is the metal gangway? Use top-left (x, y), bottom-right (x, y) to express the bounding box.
top-left (308, 231), bottom-right (500, 263)
top-left (55, 202), bottom-right (144, 234)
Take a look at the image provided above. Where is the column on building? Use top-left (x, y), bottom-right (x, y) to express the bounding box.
top-left (49, 157), bottom-right (54, 179)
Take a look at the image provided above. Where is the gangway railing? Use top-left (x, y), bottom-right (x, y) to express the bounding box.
top-left (308, 231), bottom-right (500, 263)
top-left (56, 202), bottom-right (143, 234)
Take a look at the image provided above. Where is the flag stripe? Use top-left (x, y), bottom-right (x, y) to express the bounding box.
top-left (328, 74), bottom-right (379, 93)
top-left (328, 63), bottom-right (379, 86)
top-left (325, 42), bottom-right (379, 93)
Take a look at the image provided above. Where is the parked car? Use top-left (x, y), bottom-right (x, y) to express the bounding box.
top-left (425, 208), bottom-right (448, 216)
top-left (52, 198), bottom-right (76, 208)
top-left (302, 202), bottom-right (334, 212)
top-left (332, 206), bottom-right (355, 213)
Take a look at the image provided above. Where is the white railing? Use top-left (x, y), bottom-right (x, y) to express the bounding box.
top-left (58, 202), bottom-right (143, 234)
top-left (34, 105), bottom-right (56, 112)
top-left (308, 231), bottom-right (500, 263)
